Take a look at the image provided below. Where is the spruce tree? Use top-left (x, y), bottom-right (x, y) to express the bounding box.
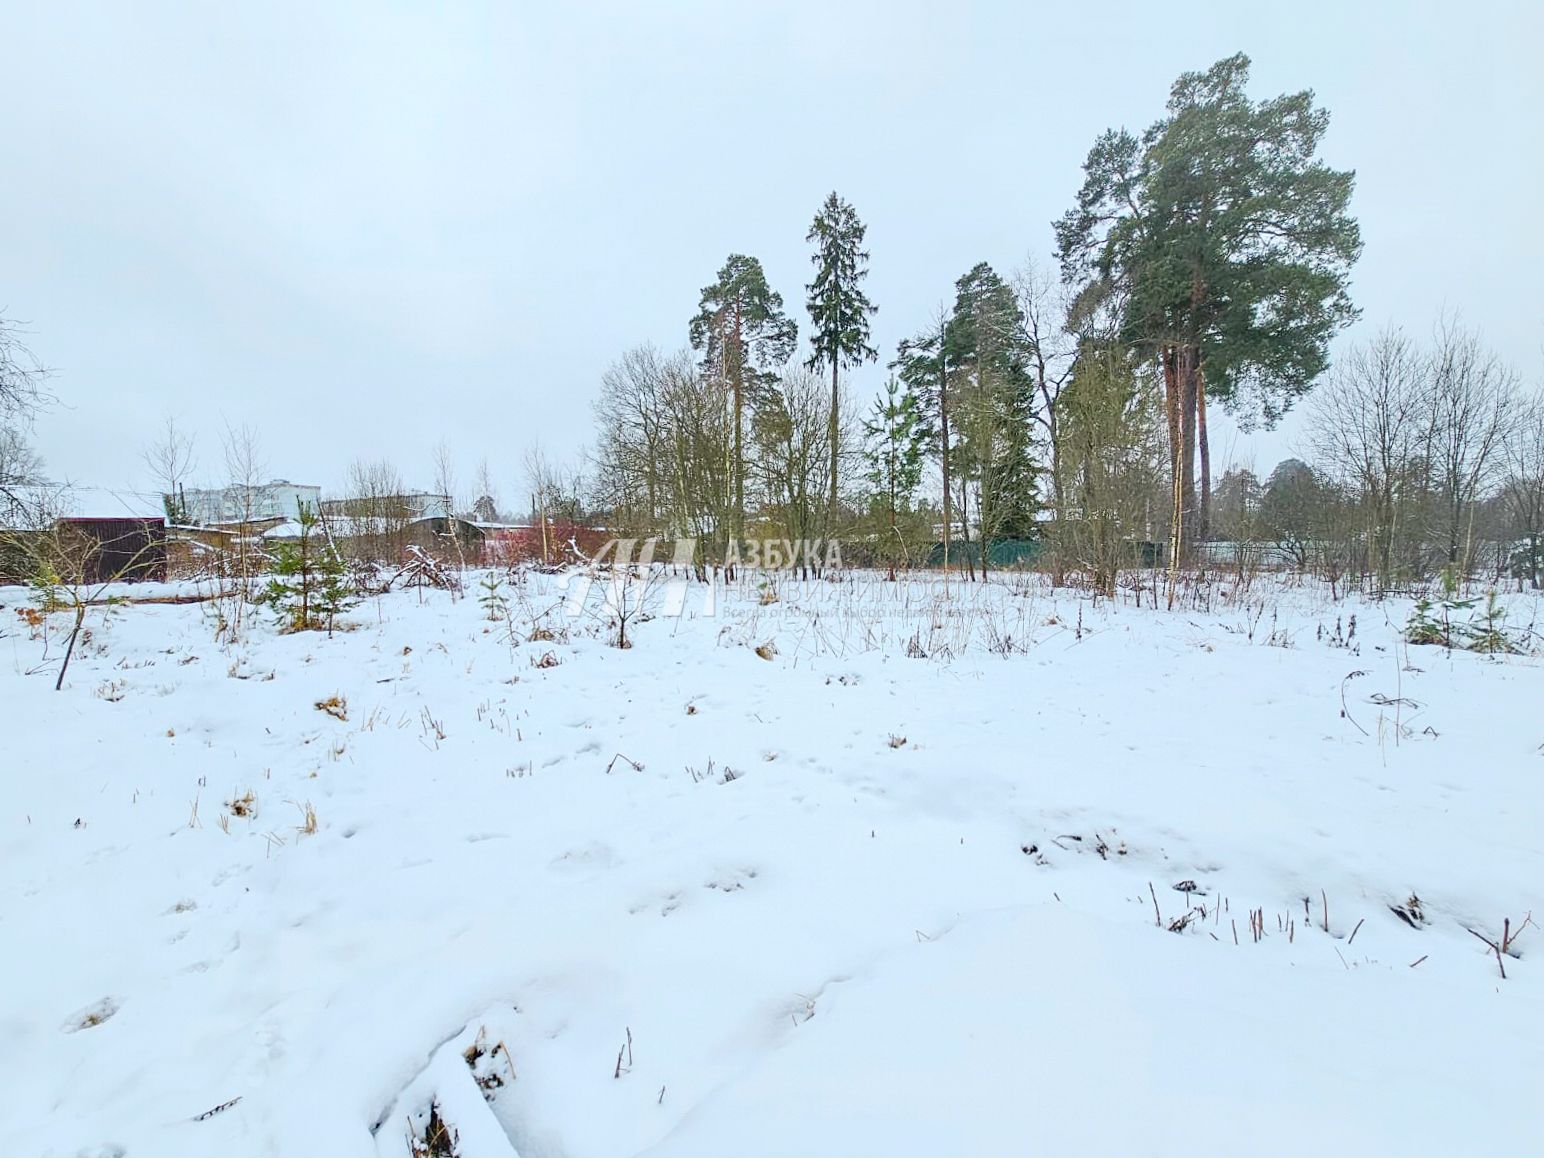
top-left (891, 309), bottom-right (953, 567)
top-left (311, 543), bottom-right (355, 638)
top-left (944, 263), bottom-right (1039, 569)
top-left (806, 193), bottom-right (878, 526)
top-left (689, 255), bottom-right (797, 550)
top-left (862, 376), bottom-right (928, 573)
top-left (261, 500), bottom-right (356, 635)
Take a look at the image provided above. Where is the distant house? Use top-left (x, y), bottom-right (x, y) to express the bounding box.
top-left (1, 485), bottom-right (168, 583)
top-left (316, 491), bottom-right (457, 562)
top-left (260, 519), bottom-right (310, 543)
top-left (478, 521), bottom-right (611, 566)
top-left (404, 515), bottom-right (484, 559)
top-left (318, 491), bottom-right (451, 522)
top-left (176, 479), bottom-right (321, 527)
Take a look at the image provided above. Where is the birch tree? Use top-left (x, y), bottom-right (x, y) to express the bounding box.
top-left (1500, 392), bottom-right (1544, 588)
top-left (1424, 317), bottom-right (1519, 569)
top-left (143, 415), bottom-right (197, 524)
top-left (1306, 330), bottom-right (1431, 585)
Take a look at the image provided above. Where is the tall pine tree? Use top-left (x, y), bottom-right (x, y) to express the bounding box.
top-left (689, 255), bottom-right (798, 549)
top-left (806, 193), bottom-right (878, 527)
top-left (1055, 53), bottom-right (1360, 562)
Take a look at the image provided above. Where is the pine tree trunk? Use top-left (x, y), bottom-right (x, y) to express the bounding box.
top-left (1177, 347), bottom-right (1199, 559)
top-left (939, 330), bottom-right (951, 573)
top-left (732, 302), bottom-right (744, 555)
top-left (1163, 346), bottom-right (1183, 598)
top-left (958, 481), bottom-right (974, 581)
top-left (888, 472), bottom-right (898, 581)
top-left (1196, 366), bottom-right (1211, 543)
top-left (733, 371), bottom-right (742, 547)
top-left (1162, 347), bottom-right (1181, 495)
top-left (828, 358), bottom-right (840, 537)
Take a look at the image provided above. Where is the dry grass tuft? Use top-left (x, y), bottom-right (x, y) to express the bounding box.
top-left (292, 800), bottom-right (318, 836)
top-left (314, 694), bottom-right (348, 721)
top-left (407, 1099), bottom-right (459, 1157)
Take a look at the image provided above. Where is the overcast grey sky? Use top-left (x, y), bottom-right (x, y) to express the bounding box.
top-left (6, 0), bottom-right (1542, 504)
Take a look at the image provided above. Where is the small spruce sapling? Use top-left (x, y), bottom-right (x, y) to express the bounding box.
top-left (312, 540), bottom-right (356, 637)
top-left (1467, 590), bottom-right (1517, 655)
top-left (1405, 589), bottom-right (1518, 654)
top-left (478, 574), bottom-right (509, 621)
top-left (1404, 599), bottom-right (1448, 647)
top-left (262, 500), bottom-right (356, 634)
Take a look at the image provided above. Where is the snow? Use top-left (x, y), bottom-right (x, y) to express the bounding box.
top-left (0, 484), bottom-right (167, 528)
top-left (260, 520), bottom-right (307, 540)
top-left (2, 569), bottom-right (1541, 1156)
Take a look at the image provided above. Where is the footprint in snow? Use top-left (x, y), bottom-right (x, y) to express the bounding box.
top-left (628, 890), bottom-right (682, 917)
top-left (548, 842), bottom-right (616, 874)
top-left (705, 867), bottom-right (759, 893)
top-left (62, 997), bottom-right (120, 1033)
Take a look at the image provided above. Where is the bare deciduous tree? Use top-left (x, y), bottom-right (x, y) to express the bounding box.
top-left (1306, 329), bottom-right (1431, 586)
top-left (1257, 458), bottom-right (1339, 574)
top-left (143, 415), bottom-right (197, 523)
top-left (431, 439), bottom-right (458, 517)
top-left (342, 457), bottom-right (410, 563)
top-left (593, 345), bottom-right (674, 535)
top-left (219, 421), bottom-right (269, 638)
top-left (522, 442), bottom-right (558, 565)
top-left (1, 317), bottom-right (54, 524)
top-left (751, 364), bottom-right (846, 559)
top-left (1425, 316), bottom-right (1519, 571)
top-left (0, 315), bottom-right (53, 423)
top-left (592, 346), bottom-right (734, 567)
top-left (1307, 322), bottom-right (1521, 587)
top-left (471, 457), bottom-right (500, 523)
top-left (0, 427), bottom-right (46, 497)
top-left (1054, 343), bottom-right (1166, 597)
top-left (1014, 259), bottom-right (1075, 575)
top-left (1500, 392), bottom-right (1544, 588)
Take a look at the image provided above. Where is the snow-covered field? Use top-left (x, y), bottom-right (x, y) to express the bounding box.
top-left (4, 568), bottom-right (1542, 1157)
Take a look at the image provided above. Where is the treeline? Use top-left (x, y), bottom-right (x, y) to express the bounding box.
top-left (575, 56), bottom-right (1337, 581)
top-left (587, 199), bottom-right (1069, 576)
top-left (1222, 321), bottom-right (1543, 589)
top-left (578, 52), bottom-right (1540, 595)
top-left (6, 54), bottom-right (1541, 597)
